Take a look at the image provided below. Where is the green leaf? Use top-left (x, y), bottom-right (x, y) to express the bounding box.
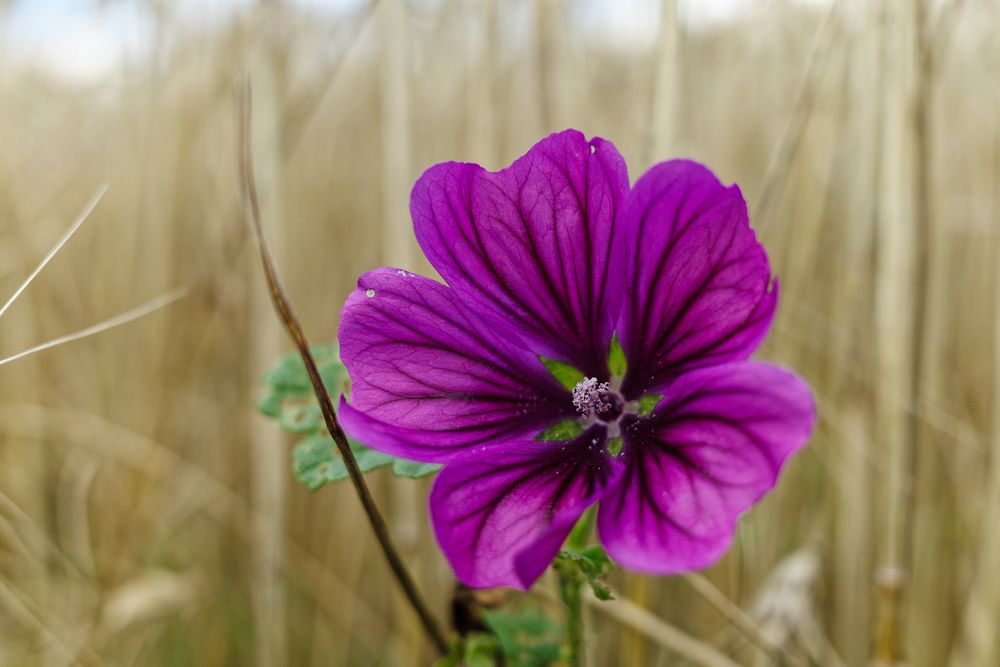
top-left (433, 633), bottom-right (502, 667)
top-left (262, 354), bottom-right (311, 393)
top-left (556, 545), bottom-right (615, 601)
top-left (261, 346), bottom-right (444, 488)
top-left (463, 634), bottom-right (502, 667)
top-left (292, 434), bottom-right (346, 490)
top-left (431, 649), bottom-right (460, 667)
top-left (536, 419), bottom-right (584, 441)
top-left (292, 434), bottom-right (394, 491)
top-left (256, 392), bottom-right (285, 419)
top-left (263, 344), bottom-right (340, 393)
top-left (606, 436), bottom-right (623, 457)
top-left (354, 446), bottom-right (397, 471)
top-left (637, 394), bottom-right (663, 416)
top-left (608, 334), bottom-right (627, 378)
top-left (392, 459), bottom-right (443, 478)
top-left (483, 609), bottom-right (564, 667)
top-left (539, 357), bottom-right (585, 391)
top-left (432, 637), bottom-right (464, 667)
top-left (277, 402), bottom-right (323, 433)
top-left (258, 346), bottom-right (345, 431)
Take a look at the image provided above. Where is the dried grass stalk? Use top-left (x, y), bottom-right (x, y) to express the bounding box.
top-left (873, 0), bottom-right (919, 663)
top-left (248, 3), bottom-right (290, 664)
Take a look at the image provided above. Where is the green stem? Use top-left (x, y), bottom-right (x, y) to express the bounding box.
top-left (558, 506), bottom-right (595, 666)
top-left (556, 560), bottom-right (585, 667)
top-left (567, 506), bottom-right (595, 550)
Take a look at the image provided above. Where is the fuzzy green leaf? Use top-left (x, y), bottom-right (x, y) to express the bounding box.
top-left (464, 634), bottom-right (502, 667)
top-left (262, 345), bottom-right (341, 393)
top-left (292, 434), bottom-right (395, 491)
top-left (392, 459), bottom-right (443, 478)
top-left (483, 609), bottom-right (564, 667)
top-left (262, 354), bottom-right (312, 393)
top-left (556, 545), bottom-right (615, 601)
top-left (261, 346), bottom-right (444, 488)
top-left (258, 346), bottom-right (345, 429)
top-left (257, 345), bottom-right (441, 491)
top-left (277, 402), bottom-right (323, 433)
top-left (433, 634), bottom-right (502, 667)
top-left (256, 391), bottom-right (285, 419)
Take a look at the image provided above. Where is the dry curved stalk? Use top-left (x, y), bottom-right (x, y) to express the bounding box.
top-left (0, 185), bottom-right (106, 322)
top-left (238, 76), bottom-right (449, 655)
top-left (0, 184), bottom-right (186, 369)
top-left (0, 289), bottom-right (187, 368)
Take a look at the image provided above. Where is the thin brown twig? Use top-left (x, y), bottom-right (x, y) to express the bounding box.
top-left (237, 76), bottom-right (449, 656)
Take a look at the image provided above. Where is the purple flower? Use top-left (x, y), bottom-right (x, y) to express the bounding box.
top-left (338, 130), bottom-right (815, 589)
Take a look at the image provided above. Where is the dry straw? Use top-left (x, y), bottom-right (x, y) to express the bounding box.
top-left (0, 0), bottom-right (995, 664)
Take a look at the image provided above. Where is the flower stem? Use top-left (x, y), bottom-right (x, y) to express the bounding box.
top-left (558, 508), bottom-right (593, 667)
top-left (557, 561), bottom-right (585, 667)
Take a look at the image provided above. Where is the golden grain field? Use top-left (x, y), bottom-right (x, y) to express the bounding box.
top-left (1, 1), bottom-right (997, 665)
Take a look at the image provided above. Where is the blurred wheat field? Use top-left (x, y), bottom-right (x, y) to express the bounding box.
top-left (1, 0), bottom-right (999, 665)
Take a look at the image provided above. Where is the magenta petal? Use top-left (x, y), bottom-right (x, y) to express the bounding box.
top-left (338, 268), bottom-right (573, 462)
top-left (431, 428), bottom-right (620, 589)
top-left (598, 362), bottom-right (814, 574)
top-left (411, 130), bottom-right (629, 377)
top-left (617, 160), bottom-right (776, 398)
top-left (338, 398), bottom-right (505, 463)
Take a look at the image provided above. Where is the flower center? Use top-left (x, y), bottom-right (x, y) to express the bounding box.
top-left (572, 377), bottom-right (623, 423)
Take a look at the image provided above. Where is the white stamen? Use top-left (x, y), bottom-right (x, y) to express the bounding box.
top-left (572, 377), bottom-right (611, 416)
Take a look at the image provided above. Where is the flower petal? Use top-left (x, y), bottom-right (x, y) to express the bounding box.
top-left (431, 427), bottom-right (620, 589)
top-left (411, 130), bottom-right (629, 378)
top-left (338, 268), bottom-right (573, 463)
top-left (597, 362), bottom-right (814, 574)
top-left (617, 160), bottom-right (776, 398)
